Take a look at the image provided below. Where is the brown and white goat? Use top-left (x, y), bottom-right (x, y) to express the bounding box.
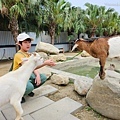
top-left (0, 53), bottom-right (43, 120)
top-left (72, 36), bottom-right (120, 80)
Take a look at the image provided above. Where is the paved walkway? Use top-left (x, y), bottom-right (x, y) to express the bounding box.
top-left (0, 85), bottom-right (82, 120)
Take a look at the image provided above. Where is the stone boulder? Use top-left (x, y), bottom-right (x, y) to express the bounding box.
top-left (37, 52), bottom-right (49, 60)
top-left (74, 77), bottom-right (93, 95)
top-left (86, 70), bottom-right (120, 120)
top-left (35, 42), bottom-right (59, 54)
top-left (81, 50), bottom-right (91, 57)
top-left (50, 74), bottom-right (69, 85)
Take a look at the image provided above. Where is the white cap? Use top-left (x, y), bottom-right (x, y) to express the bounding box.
top-left (17, 32), bottom-right (33, 42)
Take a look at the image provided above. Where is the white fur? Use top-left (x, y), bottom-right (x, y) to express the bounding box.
top-left (0, 53), bottom-right (43, 120)
top-left (108, 36), bottom-right (120, 58)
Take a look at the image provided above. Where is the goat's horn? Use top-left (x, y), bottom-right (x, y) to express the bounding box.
top-left (71, 44), bottom-right (78, 52)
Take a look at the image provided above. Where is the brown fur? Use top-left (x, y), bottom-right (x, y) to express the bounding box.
top-left (75, 37), bottom-right (110, 80)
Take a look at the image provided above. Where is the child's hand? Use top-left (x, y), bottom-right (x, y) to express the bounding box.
top-left (44, 59), bottom-right (56, 66)
top-left (35, 75), bottom-right (41, 86)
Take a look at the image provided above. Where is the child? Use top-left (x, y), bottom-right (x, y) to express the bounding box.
top-left (12, 32), bottom-right (55, 103)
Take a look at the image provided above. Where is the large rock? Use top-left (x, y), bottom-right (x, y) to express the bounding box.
top-left (81, 50), bottom-right (91, 57)
top-left (49, 54), bottom-right (66, 62)
top-left (74, 77), bottom-right (93, 95)
top-left (50, 74), bottom-right (69, 85)
top-left (35, 42), bottom-right (59, 54)
top-left (37, 52), bottom-right (49, 60)
top-left (86, 70), bottom-right (120, 120)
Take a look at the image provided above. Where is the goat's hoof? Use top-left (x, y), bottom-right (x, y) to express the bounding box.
top-left (100, 75), bottom-right (105, 80)
top-left (99, 72), bottom-right (105, 80)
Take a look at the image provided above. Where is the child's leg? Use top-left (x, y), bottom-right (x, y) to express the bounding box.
top-left (39, 74), bottom-right (47, 85)
top-left (30, 73), bottom-right (47, 89)
top-left (24, 80), bottom-right (34, 95)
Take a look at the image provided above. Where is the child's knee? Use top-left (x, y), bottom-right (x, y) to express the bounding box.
top-left (40, 74), bottom-right (47, 84)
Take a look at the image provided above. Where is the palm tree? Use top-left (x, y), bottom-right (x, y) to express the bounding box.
top-left (40, 0), bottom-right (70, 44)
top-left (102, 11), bottom-right (120, 36)
top-left (0, 14), bottom-right (9, 31)
top-left (0, 0), bottom-right (27, 51)
top-left (74, 8), bottom-right (87, 37)
top-left (84, 3), bottom-right (116, 37)
top-left (96, 6), bottom-right (118, 36)
top-left (19, 0), bottom-right (43, 37)
top-left (67, 7), bottom-right (86, 38)
top-left (84, 3), bottom-right (102, 37)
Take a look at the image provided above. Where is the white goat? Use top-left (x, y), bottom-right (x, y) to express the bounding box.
top-left (0, 53), bottom-right (43, 120)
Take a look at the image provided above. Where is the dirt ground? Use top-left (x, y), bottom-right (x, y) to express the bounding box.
top-left (0, 59), bottom-right (112, 120)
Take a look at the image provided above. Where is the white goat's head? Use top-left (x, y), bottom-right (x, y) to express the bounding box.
top-left (29, 52), bottom-right (44, 66)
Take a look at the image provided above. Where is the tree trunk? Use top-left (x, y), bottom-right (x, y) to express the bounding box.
top-left (9, 17), bottom-right (19, 52)
top-left (50, 34), bottom-right (55, 45)
top-left (49, 25), bottom-right (55, 45)
top-left (90, 27), bottom-right (96, 38)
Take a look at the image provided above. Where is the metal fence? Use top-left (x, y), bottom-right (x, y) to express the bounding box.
top-left (0, 31), bottom-right (70, 60)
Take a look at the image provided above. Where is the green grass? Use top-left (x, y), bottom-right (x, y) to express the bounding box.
top-left (85, 106), bottom-right (93, 111)
top-left (63, 65), bottom-right (99, 78)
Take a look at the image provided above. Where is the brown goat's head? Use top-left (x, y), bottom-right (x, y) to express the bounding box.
top-left (71, 38), bottom-right (84, 52)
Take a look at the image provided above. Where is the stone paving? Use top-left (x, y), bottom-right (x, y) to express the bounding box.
top-left (0, 85), bottom-right (82, 120)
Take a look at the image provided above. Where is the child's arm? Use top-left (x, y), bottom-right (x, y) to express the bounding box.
top-left (35, 59), bottom-right (55, 70)
top-left (33, 70), bottom-right (41, 86)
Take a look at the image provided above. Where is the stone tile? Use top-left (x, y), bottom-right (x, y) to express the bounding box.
top-left (0, 103), bottom-right (12, 111)
top-left (25, 85), bottom-right (58, 101)
top-left (60, 114), bottom-right (80, 120)
top-left (23, 115), bottom-right (34, 120)
top-left (34, 85), bottom-right (58, 97)
top-left (31, 97), bottom-right (82, 120)
top-left (22, 96), bottom-right (54, 115)
top-left (0, 111), bottom-right (6, 120)
top-left (2, 96), bottom-right (54, 120)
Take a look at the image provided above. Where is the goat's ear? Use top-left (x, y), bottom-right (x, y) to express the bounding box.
top-left (34, 55), bottom-right (44, 63)
top-left (29, 53), bottom-right (32, 56)
top-left (31, 52), bottom-right (37, 56)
